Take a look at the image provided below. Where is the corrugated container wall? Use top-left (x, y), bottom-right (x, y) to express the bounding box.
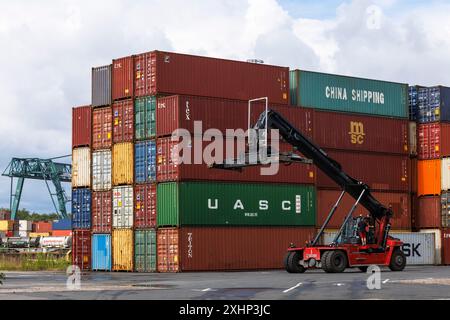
top-left (52, 219), bottom-right (72, 230)
top-left (135, 96), bottom-right (156, 140)
top-left (92, 150), bottom-right (111, 191)
top-left (441, 192), bottom-right (450, 228)
top-left (317, 190), bottom-right (411, 230)
top-left (92, 234), bottom-right (111, 271)
top-left (417, 86), bottom-right (450, 123)
top-left (418, 160), bottom-right (441, 196)
top-left (33, 222), bottom-right (52, 233)
top-left (408, 86), bottom-right (421, 121)
top-left (72, 147), bottom-right (91, 188)
top-left (112, 56), bottom-right (133, 101)
top-left (113, 186), bottom-right (133, 228)
top-left (313, 110), bottom-right (409, 154)
top-left (72, 230), bottom-right (91, 271)
top-left (135, 140), bottom-right (156, 183)
top-left (72, 189), bottom-right (91, 229)
top-left (134, 184), bottom-right (157, 229)
top-left (92, 107), bottom-right (112, 150)
top-left (92, 65), bottom-right (112, 107)
top-left (415, 196), bottom-right (441, 229)
top-left (112, 143), bottom-right (133, 186)
top-left (316, 150), bottom-right (410, 192)
top-left (18, 220), bottom-right (32, 231)
top-left (134, 53), bottom-right (151, 98)
top-left (134, 229), bottom-right (157, 272)
top-left (443, 229), bottom-right (450, 265)
top-left (146, 51), bottom-right (289, 104)
top-left (113, 99), bottom-right (134, 143)
top-left (157, 227), bottom-right (315, 272)
top-left (112, 229), bottom-right (133, 271)
top-left (290, 70), bottom-right (408, 118)
top-left (72, 106), bottom-right (92, 148)
top-left (409, 122), bottom-right (417, 156)
top-left (157, 182), bottom-right (316, 227)
top-left (418, 123), bottom-right (450, 160)
top-left (92, 191), bottom-right (112, 233)
top-left (442, 158), bottom-right (450, 191)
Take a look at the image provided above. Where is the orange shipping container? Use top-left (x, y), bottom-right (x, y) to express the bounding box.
top-left (418, 160), bottom-right (441, 196)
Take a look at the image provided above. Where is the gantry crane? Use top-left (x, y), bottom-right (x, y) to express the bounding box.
top-left (2, 156), bottom-right (72, 220)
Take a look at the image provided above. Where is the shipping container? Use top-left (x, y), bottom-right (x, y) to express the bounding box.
top-left (443, 228), bottom-right (450, 265)
top-left (112, 229), bottom-right (133, 271)
top-left (72, 189), bottom-right (91, 229)
top-left (441, 192), bottom-right (450, 228)
top-left (18, 231), bottom-right (29, 238)
top-left (18, 220), bottom-right (32, 231)
top-left (313, 110), bottom-right (408, 154)
top-left (112, 56), bottom-right (133, 101)
top-left (134, 53), bottom-right (151, 98)
top-left (29, 232), bottom-right (50, 237)
top-left (156, 95), bottom-right (313, 139)
top-left (52, 230), bottom-right (72, 237)
top-left (136, 51), bottom-right (289, 104)
top-left (157, 226), bottom-right (315, 272)
top-left (134, 229), bottom-right (157, 272)
top-left (323, 231), bottom-right (438, 265)
top-left (408, 85), bottom-right (422, 121)
top-left (157, 182), bottom-right (316, 227)
top-left (316, 150), bottom-right (410, 192)
top-left (135, 96), bottom-right (156, 140)
top-left (52, 219), bottom-right (72, 230)
top-left (316, 190), bottom-right (411, 230)
top-left (113, 99), bottom-right (134, 143)
top-left (92, 234), bottom-right (112, 271)
top-left (72, 147), bottom-right (91, 188)
top-left (156, 137), bottom-right (316, 185)
top-left (0, 210), bottom-right (10, 220)
top-left (442, 158), bottom-right (450, 191)
top-left (92, 149), bottom-right (112, 191)
top-left (112, 142), bottom-right (133, 186)
top-left (415, 196), bottom-right (441, 229)
top-left (134, 184), bottom-right (157, 229)
top-left (113, 186), bottom-right (133, 228)
top-left (72, 229), bottom-right (91, 271)
top-left (409, 122), bottom-right (417, 156)
top-left (410, 158), bottom-right (418, 195)
top-left (417, 86), bottom-right (450, 123)
top-left (135, 140), bottom-right (156, 183)
top-left (72, 106), bottom-right (92, 148)
top-left (32, 222), bottom-right (52, 233)
top-left (290, 70), bottom-right (408, 118)
top-left (92, 107), bottom-right (112, 150)
top-left (92, 191), bottom-right (112, 233)
top-left (418, 160), bottom-right (441, 196)
top-left (92, 65), bottom-right (112, 107)
top-left (417, 123), bottom-right (450, 160)
top-left (0, 220), bottom-right (14, 231)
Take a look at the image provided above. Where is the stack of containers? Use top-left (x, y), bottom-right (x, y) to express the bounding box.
top-left (72, 105), bottom-right (93, 270)
top-left (290, 70), bottom-right (412, 232)
top-left (52, 219), bottom-right (72, 237)
top-left (18, 220), bottom-right (32, 238)
top-left (412, 86), bottom-right (450, 264)
top-left (0, 220), bottom-right (15, 237)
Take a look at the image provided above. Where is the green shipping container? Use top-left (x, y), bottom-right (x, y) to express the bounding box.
top-left (135, 96), bottom-right (156, 140)
top-left (157, 182), bottom-right (316, 227)
top-left (134, 229), bottom-right (157, 272)
top-left (290, 70), bottom-right (408, 118)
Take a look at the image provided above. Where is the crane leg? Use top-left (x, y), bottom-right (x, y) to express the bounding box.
top-left (11, 177), bottom-right (25, 220)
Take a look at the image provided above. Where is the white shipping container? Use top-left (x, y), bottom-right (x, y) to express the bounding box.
top-left (18, 220), bottom-right (32, 231)
top-left (18, 230), bottom-right (29, 238)
top-left (442, 158), bottom-right (450, 191)
top-left (419, 229), bottom-right (441, 265)
top-left (409, 121), bottom-right (417, 156)
top-left (72, 147), bottom-right (91, 187)
top-left (92, 150), bottom-right (112, 191)
top-left (113, 186), bottom-right (133, 228)
top-left (322, 231), bottom-right (439, 265)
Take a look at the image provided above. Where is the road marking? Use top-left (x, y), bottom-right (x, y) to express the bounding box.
top-left (382, 279), bottom-right (390, 284)
top-left (283, 282), bottom-right (302, 293)
top-left (202, 288), bottom-right (212, 292)
top-left (335, 283), bottom-right (344, 287)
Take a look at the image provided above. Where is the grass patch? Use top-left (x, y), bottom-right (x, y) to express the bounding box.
top-left (0, 253), bottom-right (71, 271)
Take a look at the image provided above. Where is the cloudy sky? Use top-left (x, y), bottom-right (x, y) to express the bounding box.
top-left (0, 0), bottom-right (449, 213)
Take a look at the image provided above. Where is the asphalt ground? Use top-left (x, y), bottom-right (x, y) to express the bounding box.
top-left (0, 265), bottom-right (449, 300)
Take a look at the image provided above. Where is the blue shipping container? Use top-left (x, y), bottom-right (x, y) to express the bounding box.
top-left (408, 86), bottom-right (420, 121)
top-left (52, 219), bottom-right (72, 230)
top-left (418, 86), bottom-right (450, 123)
top-left (92, 234), bottom-right (111, 271)
top-left (135, 140), bottom-right (156, 183)
top-left (72, 189), bottom-right (91, 229)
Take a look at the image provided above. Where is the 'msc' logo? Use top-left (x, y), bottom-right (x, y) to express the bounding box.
top-left (349, 121), bottom-right (365, 145)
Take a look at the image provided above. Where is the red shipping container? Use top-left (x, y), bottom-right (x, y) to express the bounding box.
top-left (134, 53), bottom-right (151, 98)
top-left (52, 230), bottom-right (72, 237)
top-left (134, 184), bottom-right (157, 229)
top-left (72, 229), bottom-right (91, 271)
top-left (113, 99), bottom-right (134, 143)
top-left (414, 196), bottom-right (441, 229)
top-left (418, 123), bottom-right (450, 160)
top-left (142, 51), bottom-right (288, 104)
top-left (156, 137), bottom-right (316, 185)
top-left (157, 226), bottom-right (315, 272)
top-left (316, 190), bottom-right (411, 230)
top-left (443, 228), bottom-right (450, 265)
top-left (33, 222), bottom-right (52, 233)
top-left (112, 56), bottom-right (133, 101)
top-left (72, 106), bottom-right (92, 148)
top-left (92, 107), bottom-right (112, 150)
top-left (316, 150), bottom-right (410, 192)
top-left (156, 95), bottom-right (313, 138)
top-left (410, 157), bottom-right (418, 194)
top-left (92, 191), bottom-right (112, 233)
top-left (313, 110), bottom-right (409, 154)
